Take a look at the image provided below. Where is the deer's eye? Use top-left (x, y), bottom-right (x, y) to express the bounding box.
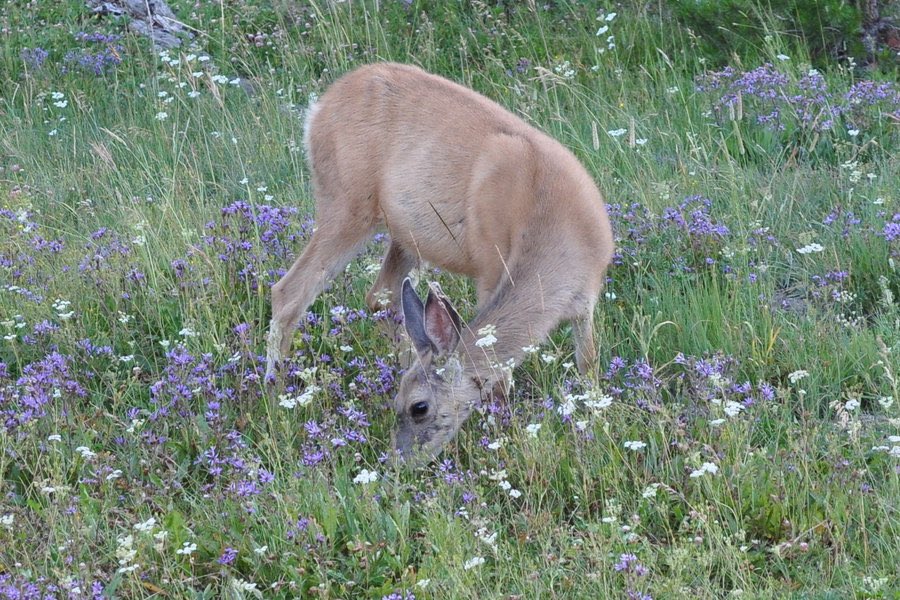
top-left (410, 401), bottom-right (429, 418)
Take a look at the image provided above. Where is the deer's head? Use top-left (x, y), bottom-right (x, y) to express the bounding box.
top-left (393, 279), bottom-right (481, 461)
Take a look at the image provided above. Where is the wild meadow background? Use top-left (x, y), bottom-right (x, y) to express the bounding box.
top-left (1, 0), bottom-right (899, 597)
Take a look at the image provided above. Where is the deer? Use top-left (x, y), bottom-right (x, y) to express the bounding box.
top-left (266, 62), bottom-right (614, 460)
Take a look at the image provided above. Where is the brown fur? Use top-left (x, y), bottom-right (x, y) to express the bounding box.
top-left (266, 63), bottom-right (614, 458)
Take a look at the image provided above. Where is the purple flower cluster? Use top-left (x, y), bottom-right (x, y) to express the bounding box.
top-left (696, 63), bottom-right (900, 134)
top-left (61, 32), bottom-right (125, 76)
top-left (673, 352), bottom-right (774, 408)
top-left (883, 213), bottom-right (900, 244)
top-left (0, 353), bottom-right (86, 432)
top-left (192, 201), bottom-right (312, 291)
top-left (604, 356), bottom-right (662, 410)
top-left (614, 553), bottom-right (652, 600)
top-left (0, 574), bottom-right (104, 599)
top-left (608, 195), bottom-right (736, 276)
top-left (1, 208), bottom-right (66, 304)
top-left (20, 47), bottom-right (49, 70)
top-left (382, 591), bottom-right (415, 600)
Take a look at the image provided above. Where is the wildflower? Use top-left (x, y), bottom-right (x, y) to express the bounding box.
top-left (218, 547), bottom-right (238, 565)
top-left (231, 579), bottom-right (260, 596)
top-left (155, 112), bottom-right (168, 121)
top-left (463, 556), bottom-right (486, 570)
top-left (557, 395), bottom-right (577, 417)
top-left (796, 243), bottom-right (824, 254)
top-left (585, 391), bottom-right (613, 411)
top-left (75, 446), bottom-right (97, 460)
top-left (689, 462), bottom-right (719, 478)
top-left (608, 128), bottom-right (627, 137)
top-left (624, 440), bottom-right (647, 451)
top-left (878, 396), bottom-right (894, 409)
top-left (723, 401), bottom-right (745, 417)
top-left (522, 344), bottom-right (539, 354)
top-left (353, 469), bottom-right (379, 484)
top-left (279, 385), bottom-right (319, 409)
top-left (787, 369), bottom-right (809, 383)
top-left (133, 517), bottom-right (156, 533)
top-left (525, 423), bottom-right (542, 437)
top-left (776, 54), bottom-right (790, 61)
top-left (474, 324), bottom-right (497, 348)
top-left (176, 541), bottom-right (197, 556)
top-left (641, 483), bottom-right (660, 499)
top-left (844, 398), bottom-right (860, 411)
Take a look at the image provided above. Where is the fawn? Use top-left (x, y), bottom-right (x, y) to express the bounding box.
top-left (267, 63), bottom-right (614, 459)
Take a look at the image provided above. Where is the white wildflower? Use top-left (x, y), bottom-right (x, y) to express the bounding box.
top-left (476, 325), bottom-right (497, 348)
top-left (175, 541), bottom-right (197, 555)
top-left (641, 483), bottom-right (660, 499)
top-left (353, 469), bottom-right (379, 485)
top-left (796, 243), bottom-right (824, 254)
top-left (74, 446), bottom-right (96, 460)
top-left (607, 128), bottom-right (627, 137)
top-left (624, 440), bottom-right (647, 451)
top-left (723, 401), bottom-right (745, 417)
top-left (557, 395), bottom-right (578, 417)
top-left (133, 517), bottom-right (157, 533)
top-left (788, 370), bottom-right (809, 384)
top-left (689, 462), bottom-right (719, 478)
top-left (525, 423), bottom-right (542, 438)
top-left (464, 556), bottom-right (486, 570)
top-left (584, 390), bottom-right (613, 411)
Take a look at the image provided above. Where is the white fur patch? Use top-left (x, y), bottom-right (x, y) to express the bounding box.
top-left (302, 99), bottom-right (321, 162)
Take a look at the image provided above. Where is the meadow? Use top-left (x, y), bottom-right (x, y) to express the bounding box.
top-left (1, 1), bottom-right (899, 597)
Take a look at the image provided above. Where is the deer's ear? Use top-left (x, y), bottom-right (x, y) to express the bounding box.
top-left (401, 278), bottom-right (434, 359)
top-left (424, 282), bottom-right (461, 357)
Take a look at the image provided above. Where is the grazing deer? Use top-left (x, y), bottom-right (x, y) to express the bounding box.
top-left (267, 63), bottom-right (614, 459)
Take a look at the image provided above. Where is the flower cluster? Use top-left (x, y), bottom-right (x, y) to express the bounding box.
top-left (696, 63), bottom-right (900, 135)
top-left (62, 33), bottom-right (126, 75)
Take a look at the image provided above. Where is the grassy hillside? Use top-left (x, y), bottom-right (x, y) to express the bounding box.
top-left (1, 1), bottom-right (898, 597)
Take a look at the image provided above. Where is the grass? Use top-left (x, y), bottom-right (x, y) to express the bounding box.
top-left (1, 0), bottom-right (898, 598)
